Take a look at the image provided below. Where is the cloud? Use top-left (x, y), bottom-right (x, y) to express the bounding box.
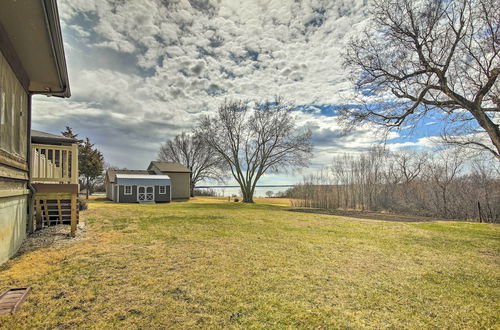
top-left (31, 0), bottom-right (441, 182)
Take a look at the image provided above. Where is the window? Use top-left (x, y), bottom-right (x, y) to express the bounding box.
top-left (0, 51), bottom-right (28, 158)
top-left (159, 186), bottom-right (167, 194)
top-left (124, 185), bottom-right (132, 195)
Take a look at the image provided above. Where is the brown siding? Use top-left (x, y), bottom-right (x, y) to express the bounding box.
top-left (164, 172), bottom-right (190, 199)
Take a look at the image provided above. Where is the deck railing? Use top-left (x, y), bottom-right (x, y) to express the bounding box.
top-left (31, 143), bottom-right (79, 184)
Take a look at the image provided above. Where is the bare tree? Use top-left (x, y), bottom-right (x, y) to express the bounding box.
top-left (158, 132), bottom-right (225, 197)
top-left (343, 0), bottom-right (500, 159)
top-left (428, 148), bottom-right (465, 217)
top-left (196, 99), bottom-right (312, 203)
top-left (394, 149), bottom-right (428, 184)
top-left (292, 146), bottom-right (500, 221)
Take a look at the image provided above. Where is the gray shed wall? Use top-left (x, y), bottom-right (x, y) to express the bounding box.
top-left (117, 185), bottom-right (138, 203)
top-left (114, 185), bottom-right (171, 203)
top-left (154, 185), bottom-right (171, 203)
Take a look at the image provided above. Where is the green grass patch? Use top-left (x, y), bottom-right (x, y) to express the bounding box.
top-left (0, 197), bottom-right (498, 328)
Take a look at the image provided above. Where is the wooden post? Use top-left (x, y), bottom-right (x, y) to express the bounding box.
top-left (71, 143), bottom-right (78, 185)
top-left (57, 199), bottom-right (62, 224)
top-left (70, 194), bottom-right (77, 237)
top-left (35, 199), bottom-right (42, 230)
top-left (64, 150), bottom-right (69, 182)
top-left (42, 199), bottom-right (49, 227)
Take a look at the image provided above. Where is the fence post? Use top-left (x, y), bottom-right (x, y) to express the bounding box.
top-left (478, 201), bottom-right (483, 223)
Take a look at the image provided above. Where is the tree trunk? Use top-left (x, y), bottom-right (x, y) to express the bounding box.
top-left (242, 185), bottom-right (254, 203)
top-left (469, 105), bottom-right (500, 159)
top-left (86, 178), bottom-right (89, 200)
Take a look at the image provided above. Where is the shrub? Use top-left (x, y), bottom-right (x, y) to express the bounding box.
top-left (234, 198), bottom-right (239, 202)
top-left (78, 197), bottom-right (88, 211)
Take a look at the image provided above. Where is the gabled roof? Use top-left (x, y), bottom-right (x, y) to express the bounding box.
top-left (149, 161), bottom-right (191, 173)
top-left (0, 0), bottom-right (70, 97)
top-left (106, 169), bottom-right (155, 183)
top-left (31, 129), bottom-right (78, 145)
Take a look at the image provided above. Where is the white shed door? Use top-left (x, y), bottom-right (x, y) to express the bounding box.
top-left (138, 186), bottom-right (154, 203)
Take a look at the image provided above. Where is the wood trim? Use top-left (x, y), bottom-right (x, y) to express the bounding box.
top-left (0, 165), bottom-right (29, 181)
top-left (0, 149), bottom-right (28, 172)
top-left (0, 23), bottom-right (29, 91)
top-left (32, 143), bottom-right (74, 151)
top-left (34, 192), bottom-right (74, 199)
top-left (0, 189), bottom-right (29, 198)
top-left (32, 183), bottom-right (79, 194)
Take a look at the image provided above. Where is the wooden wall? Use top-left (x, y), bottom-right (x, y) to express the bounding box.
top-left (0, 49), bottom-right (29, 264)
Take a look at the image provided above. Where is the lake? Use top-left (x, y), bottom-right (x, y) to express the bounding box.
top-left (195, 185), bottom-right (294, 197)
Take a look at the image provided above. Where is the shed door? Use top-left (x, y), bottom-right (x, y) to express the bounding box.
top-left (138, 186), bottom-right (154, 202)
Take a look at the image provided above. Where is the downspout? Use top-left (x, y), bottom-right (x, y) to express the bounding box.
top-left (26, 93), bottom-right (36, 234)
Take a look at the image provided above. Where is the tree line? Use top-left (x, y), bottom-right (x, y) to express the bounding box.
top-left (290, 147), bottom-right (499, 222)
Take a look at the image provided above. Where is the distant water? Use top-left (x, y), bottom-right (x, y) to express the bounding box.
top-left (195, 185), bottom-right (293, 197)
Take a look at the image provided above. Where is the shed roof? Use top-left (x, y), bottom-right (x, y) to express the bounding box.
top-left (31, 129), bottom-right (78, 145)
top-left (149, 161), bottom-right (191, 173)
top-left (116, 174), bottom-right (171, 180)
top-left (106, 169), bottom-right (154, 183)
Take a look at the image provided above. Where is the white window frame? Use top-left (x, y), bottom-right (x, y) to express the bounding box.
top-left (124, 185), bottom-right (132, 195)
top-left (159, 186), bottom-right (167, 194)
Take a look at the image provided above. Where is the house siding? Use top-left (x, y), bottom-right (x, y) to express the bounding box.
top-left (0, 50), bottom-right (30, 265)
top-left (117, 185), bottom-right (138, 203)
top-left (165, 172), bottom-right (190, 199)
top-left (105, 183), bottom-right (113, 200)
top-left (154, 185), bottom-right (171, 203)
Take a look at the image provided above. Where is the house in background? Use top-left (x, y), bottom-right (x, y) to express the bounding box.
top-left (105, 162), bottom-right (190, 203)
top-left (148, 161), bottom-right (191, 199)
top-left (0, 0), bottom-right (72, 264)
top-left (105, 170), bottom-right (171, 203)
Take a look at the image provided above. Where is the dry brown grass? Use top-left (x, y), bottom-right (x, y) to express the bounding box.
top-left (0, 197), bottom-right (498, 328)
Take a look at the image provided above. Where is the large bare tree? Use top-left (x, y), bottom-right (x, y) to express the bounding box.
top-left (196, 99), bottom-right (312, 203)
top-left (158, 132), bottom-right (224, 197)
top-left (343, 0), bottom-right (500, 159)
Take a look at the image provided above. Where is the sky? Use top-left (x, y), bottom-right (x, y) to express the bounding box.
top-left (31, 0), bottom-right (441, 185)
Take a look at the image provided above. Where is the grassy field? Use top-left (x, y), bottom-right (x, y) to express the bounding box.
top-left (0, 197), bottom-right (498, 329)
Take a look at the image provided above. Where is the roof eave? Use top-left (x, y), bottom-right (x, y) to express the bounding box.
top-left (36, 0), bottom-right (70, 98)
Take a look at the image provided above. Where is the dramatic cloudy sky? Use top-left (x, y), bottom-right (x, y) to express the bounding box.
top-left (31, 0), bottom-right (440, 185)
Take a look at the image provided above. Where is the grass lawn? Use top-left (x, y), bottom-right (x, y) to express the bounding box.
top-left (0, 197), bottom-right (498, 328)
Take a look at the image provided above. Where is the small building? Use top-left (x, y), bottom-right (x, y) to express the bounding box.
top-left (105, 170), bottom-right (171, 203)
top-left (148, 161), bottom-right (191, 199)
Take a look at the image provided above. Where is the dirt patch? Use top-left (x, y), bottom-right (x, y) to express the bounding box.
top-left (14, 223), bottom-right (87, 257)
top-left (288, 208), bottom-right (458, 222)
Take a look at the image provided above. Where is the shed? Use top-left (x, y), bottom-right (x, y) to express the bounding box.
top-left (108, 173), bottom-right (171, 203)
top-left (148, 161), bottom-right (191, 199)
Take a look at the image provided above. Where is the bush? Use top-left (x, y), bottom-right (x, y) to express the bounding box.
top-left (194, 188), bottom-right (217, 196)
top-left (78, 197), bottom-right (88, 211)
top-left (234, 198), bottom-right (239, 202)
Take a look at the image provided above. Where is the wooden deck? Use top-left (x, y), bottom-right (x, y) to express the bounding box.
top-left (30, 142), bottom-right (79, 237)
